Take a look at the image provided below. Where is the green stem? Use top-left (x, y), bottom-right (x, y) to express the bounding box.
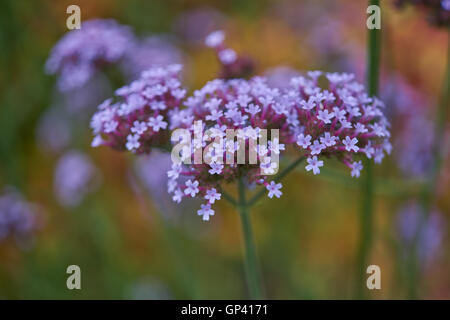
top-left (247, 155), bottom-right (306, 207)
top-left (419, 30), bottom-right (450, 219)
top-left (222, 156), bottom-right (305, 298)
top-left (221, 188), bottom-right (239, 207)
top-left (355, 162), bottom-right (374, 300)
top-left (355, 0), bottom-right (381, 300)
top-left (238, 178), bottom-right (264, 299)
top-left (407, 29), bottom-right (450, 299)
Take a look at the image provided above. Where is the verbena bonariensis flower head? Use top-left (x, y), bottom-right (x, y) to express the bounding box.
top-left (54, 151), bottom-right (100, 207)
top-left (0, 188), bottom-right (40, 245)
top-left (167, 71), bottom-right (391, 221)
top-left (286, 71), bottom-right (391, 177)
top-left (90, 64), bottom-right (186, 154)
top-left (46, 19), bottom-right (135, 91)
top-left (205, 30), bottom-right (255, 79)
top-left (167, 77), bottom-right (290, 220)
top-left (394, 0), bottom-right (450, 27)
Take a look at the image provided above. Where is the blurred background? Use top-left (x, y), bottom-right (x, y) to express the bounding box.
top-left (0, 0), bottom-right (448, 299)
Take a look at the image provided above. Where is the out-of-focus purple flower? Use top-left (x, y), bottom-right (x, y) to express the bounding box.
top-left (121, 36), bottom-right (184, 80)
top-left (134, 151), bottom-right (171, 198)
top-left (306, 16), bottom-right (345, 56)
top-left (443, 0), bottom-right (450, 10)
top-left (272, 0), bottom-right (327, 33)
top-left (54, 151), bottom-right (100, 207)
top-left (204, 30), bottom-right (255, 79)
top-left (90, 64), bottom-right (186, 154)
top-left (133, 150), bottom-right (193, 221)
top-left (396, 116), bottom-right (435, 178)
top-left (37, 75), bottom-right (112, 154)
top-left (382, 75), bottom-right (431, 119)
top-left (131, 150), bottom-right (201, 226)
top-left (36, 107), bottom-right (72, 154)
top-left (394, 0), bottom-right (450, 27)
top-left (172, 7), bottom-right (226, 44)
top-left (264, 66), bottom-right (301, 89)
top-left (273, 0), bottom-right (365, 76)
top-left (382, 75), bottom-right (439, 178)
top-left (0, 188), bottom-right (40, 244)
top-left (57, 73), bottom-right (112, 115)
top-left (396, 202), bottom-right (445, 267)
top-left (46, 19), bottom-right (135, 91)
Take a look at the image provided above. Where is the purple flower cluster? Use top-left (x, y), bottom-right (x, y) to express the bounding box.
top-left (88, 32), bottom-right (391, 221)
top-left (205, 30), bottom-right (255, 79)
top-left (90, 64), bottom-right (186, 154)
top-left (167, 77), bottom-right (290, 220)
top-left (394, 0), bottom-right (450, 27)
top-left (396, 202), bottom-right (445, 266)
top-left (46, 19), bottom-right (134, 91)
top-left (164, 71), bottom-right (391, 220)
top-left (287, 71), bottom-right (391, 177)
top-left (0, 188), bottom-right (39, 243)
top-left (54, 151), bottom-right (99, 207)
